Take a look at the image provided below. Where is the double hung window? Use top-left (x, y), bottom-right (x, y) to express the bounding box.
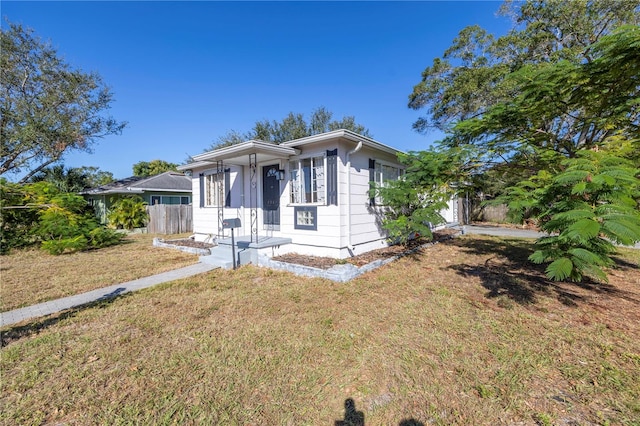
top-left (370, 160), bottom-right (402, 206)
top-left (204, 173), bottom-right (224, 207)
top-left (289, 155), bottom-right (325, 204)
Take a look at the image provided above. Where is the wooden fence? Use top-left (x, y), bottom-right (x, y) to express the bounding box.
top-left (146, 204), bottom-right (193, 234)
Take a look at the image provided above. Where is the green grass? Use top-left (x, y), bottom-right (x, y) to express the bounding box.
top-left (1, 235), bottom-right (639, 425)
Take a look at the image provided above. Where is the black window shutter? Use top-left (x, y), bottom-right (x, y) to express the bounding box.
top-left (368, 159), bottom-right (376, 206)
top-left (326, 149), bottom-right (338, 205)
top-left (224, 168), bottom-right (231, 207)
top-left (199, 173), bottom-right (205, 208)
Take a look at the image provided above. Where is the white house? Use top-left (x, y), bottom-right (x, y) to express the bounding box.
top-left (178, 130), bottom-right (459, 261)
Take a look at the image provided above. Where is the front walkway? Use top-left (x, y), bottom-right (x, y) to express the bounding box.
top-left (1, 263), bottom-right (218, 328)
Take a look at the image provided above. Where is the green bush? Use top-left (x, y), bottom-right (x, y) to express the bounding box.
top-left (41, 235), bottom-right (88, 255)
top-left (0, 180), bottom-right (124, 255)
top-left (108, 196), bottom-right (148, 230)
top-left (510, 151), bottom-right (640, 282)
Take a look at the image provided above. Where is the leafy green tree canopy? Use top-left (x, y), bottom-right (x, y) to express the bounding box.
top-left (409, 0), bottom-right (639, 135)
top-left (0, 21), bottom-right (127, 182)
top-left (0, 180), bottom-right (122, 254)
top-left (397, 1), bottom-right (640, 282)
top-left (28, 164), bottom-right (113, 192)
top-left (132, 159), bottom-right (178, 177)
top-left (208, 106), bottom-right (372, 150)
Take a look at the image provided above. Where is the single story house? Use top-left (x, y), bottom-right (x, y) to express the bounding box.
top-left (81, 171), bottom-right (192, 224)
top-left (179, 130), bottom-right (459, 260)
top-left (178, 130), bottom-right (459, 259)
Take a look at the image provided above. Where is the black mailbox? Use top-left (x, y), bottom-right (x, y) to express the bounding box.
top-left (222, 218), bottom-right (241, 229)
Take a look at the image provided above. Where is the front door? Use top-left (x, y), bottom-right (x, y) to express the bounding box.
top-left (262, 165), bottom-right (280, 228)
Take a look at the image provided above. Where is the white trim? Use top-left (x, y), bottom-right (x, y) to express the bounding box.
top-left (282, 129), bottom-right (402, 156)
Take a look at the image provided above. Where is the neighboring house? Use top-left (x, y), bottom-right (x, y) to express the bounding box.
top-left (81, 171), bottom-right (192, 224)
top-left (178, 130), bottom-right (459, 259)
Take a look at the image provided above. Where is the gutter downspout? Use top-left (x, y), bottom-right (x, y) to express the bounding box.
top-left (345, 141), bottom-right (363, 254)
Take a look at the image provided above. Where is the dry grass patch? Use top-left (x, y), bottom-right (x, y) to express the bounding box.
top-left (1, 235), bottom-right (639, 425)
top-left (0, 233), bottom-right (198, 311)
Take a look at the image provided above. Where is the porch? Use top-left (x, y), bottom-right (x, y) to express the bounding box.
top-left (200, 235), bottom-right (293, 269)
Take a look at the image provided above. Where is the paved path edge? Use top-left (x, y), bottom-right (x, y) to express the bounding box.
top-left (1, 263), bottom-right (218, 328)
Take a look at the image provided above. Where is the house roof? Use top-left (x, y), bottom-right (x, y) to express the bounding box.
top-left (179, 130), bottom-right (403, 172)
top-left (282, 129), bottom-right (403, 156)
top-left (179, 140), bottom-right (301, 169)
top-left (80, 171), bottom-right (192, 195)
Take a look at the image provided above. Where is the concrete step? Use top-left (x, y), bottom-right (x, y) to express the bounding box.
top-left (199, 245), bottom-right (252, 269)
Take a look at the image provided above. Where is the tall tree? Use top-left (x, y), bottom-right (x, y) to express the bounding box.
top-left (0, 21), bottom-right (126, 182)
top-left (399, 1), bottom-right (640, 282)
top-left (76, 166), bottom-right (114, 187)
top-left (132, 159), bottom-right (178, 177)
top-left (29, 164), bottom-right (91, 193)
top-left (208, 106), bottom-right (372, 150)
top-left (28, 164), bottom-right (114, 191)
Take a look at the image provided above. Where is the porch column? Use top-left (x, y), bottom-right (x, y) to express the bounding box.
top-left (249, 153), bottom-right (258, 243)
top-left (216, 160), bottom-right (224, 238)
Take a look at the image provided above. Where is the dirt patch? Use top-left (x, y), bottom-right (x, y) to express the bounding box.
top-left (163, 238), bottom-right (215, 250)
top-left (272, 229), bottom-right (458, 269)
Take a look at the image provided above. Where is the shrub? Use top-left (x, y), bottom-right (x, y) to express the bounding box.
top-left (108, 196), bottom-right (148, 230)
top-left (524, 151), bottom-right (640, 282)
top-left (0, 180), bottom-right (124, 255)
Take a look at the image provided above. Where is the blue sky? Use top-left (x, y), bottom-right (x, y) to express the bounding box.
top-left (4, 1), bottom-right (511, 180)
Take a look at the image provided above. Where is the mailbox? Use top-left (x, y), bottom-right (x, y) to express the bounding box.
top-left (222, 218), bottom-right (241, 229)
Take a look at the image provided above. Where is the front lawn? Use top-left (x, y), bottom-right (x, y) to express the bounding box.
top-left (1, 235), bottom-right (639, 425)
top-left (0, 233), bottom-right (199, 311)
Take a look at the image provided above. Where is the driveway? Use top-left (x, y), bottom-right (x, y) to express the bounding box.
top-left (462, 224), bottom-right (640, 249)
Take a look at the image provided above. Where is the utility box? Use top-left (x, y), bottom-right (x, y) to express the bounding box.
top-left (222, 218), bottom-right (241, 229)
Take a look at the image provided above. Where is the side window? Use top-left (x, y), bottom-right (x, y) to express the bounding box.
top-left (370, 159), bottom-right (402, 206)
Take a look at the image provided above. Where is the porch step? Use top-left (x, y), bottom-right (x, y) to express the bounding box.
top-left (199, 244), bottom-right (252, 269)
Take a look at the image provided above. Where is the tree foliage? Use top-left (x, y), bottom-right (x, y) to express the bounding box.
top-left (28, 164), bottom-right (111, 192)
top-left (0, 21), bottom-right (126, 182)
top-left (525, 151), bottom-right (640, 282)
top-left (403, 1), bottom-right (640, 282)
top-left (0, 180), bottom-right (123, 254)
top-left (132, 159), bottom-right (178, 177)
top-left (374, 149), bottom-right (465, 244)
top-left (209, 106), bottom-right (372, 149)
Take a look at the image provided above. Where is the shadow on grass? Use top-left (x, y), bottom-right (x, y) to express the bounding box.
top-left (446, 236), bottom-right (640, 307)
top-left (334, 398), bottom-right (425, 426)
top-left (1, 292), bottom-right (132, 347)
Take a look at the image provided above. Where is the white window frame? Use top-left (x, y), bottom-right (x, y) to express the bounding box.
top-left (289, 154), bottom-right (326, 205)
top-left (204, 173), bottom-right (224, 207)
top-left (373, 161), bottom-right (403, 205)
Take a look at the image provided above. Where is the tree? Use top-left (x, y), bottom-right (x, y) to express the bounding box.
top-left (513, 151), bottom-right (640, 282)
top-left (76, 166), bottom-right (114, 187)
top-left (402, 1), bottom-right (640, 282)
top-left (409, 1), bottom-right (639, 136)
top-left (132, 159), bottom-right (178, 177)
top-left (0, 21), bottom-right (127, 182)
top-left (0, 180), bottom-right (122, 254)
top-left (373, 149), bottom-right (461, 244)
top-left (29, 164), bottom-right (91, 192)
top-left (208, 106), bottom-right (372, 149)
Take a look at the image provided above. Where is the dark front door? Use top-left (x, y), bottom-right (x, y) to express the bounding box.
top-left (262, 165), bottom-right (280, 227)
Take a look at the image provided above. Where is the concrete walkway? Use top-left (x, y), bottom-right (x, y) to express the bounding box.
top-left (1, 263), bottom-right (218, 328)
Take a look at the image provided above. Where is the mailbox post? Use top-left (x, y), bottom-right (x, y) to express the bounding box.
top-left (222, 218), bottom-right (242, 269)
